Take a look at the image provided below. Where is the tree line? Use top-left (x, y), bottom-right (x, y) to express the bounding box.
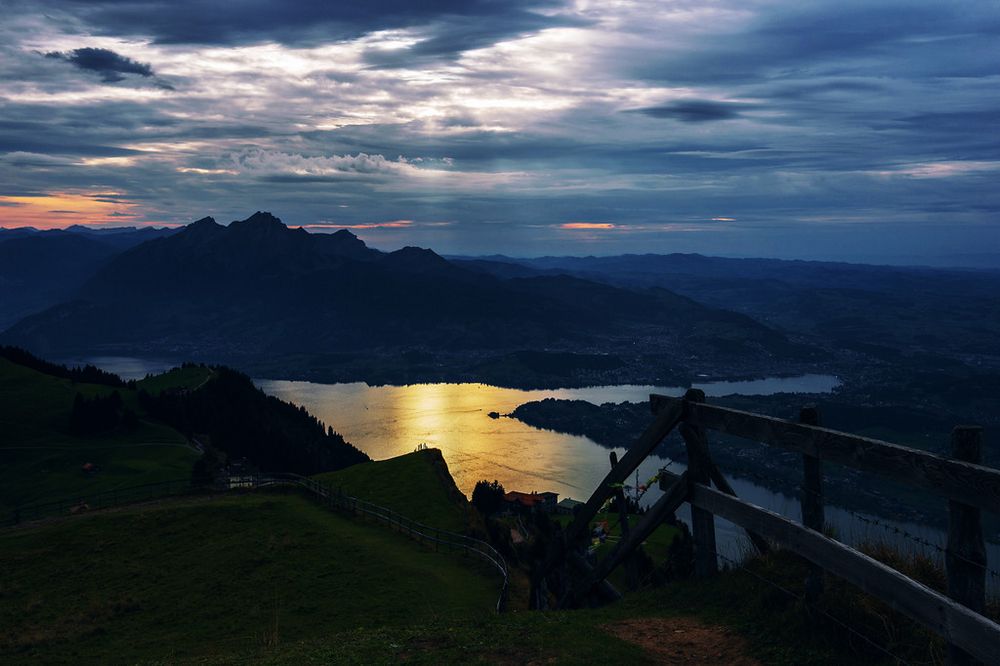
top-left (1, 345), bottom-right (126, 387)
top-left (70, 391), bottom-right (139, 435)
top-left (138, 367), bottom-right (369, 475)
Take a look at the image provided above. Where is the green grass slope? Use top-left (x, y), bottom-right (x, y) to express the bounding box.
top-left (0, 492), bottom-right (500, 664)
top-left (314, 448), bottom-right (472, 532)
top-left (1, 491), bottom-right (921, 665)
top-left (135, 365), bottom-right (214, 395)
top-left (0, 357), bottom-right (197, 513)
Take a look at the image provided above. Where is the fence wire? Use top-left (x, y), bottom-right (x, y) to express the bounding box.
top-left (711, 548), bottom-right (912, 665)
top-left (707, 460), bottom-right (1000, 581)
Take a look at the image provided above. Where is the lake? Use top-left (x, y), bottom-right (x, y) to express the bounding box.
top-left (254, 375), bottom-right (840, 501)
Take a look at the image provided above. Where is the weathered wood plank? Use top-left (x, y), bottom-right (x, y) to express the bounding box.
top-left (609, 450), bottom-right (636, 589)
top-left (799, 405), bottom-right (824, 602)
top-left (563, 399), bottom-right (682, 547)
top-left (660, 470), bottom-right (1000, 665)
top-left (651, 394), bottom-right (1000, 512)
top-left (680, 389), bottom-right (718, 577)
top-left (609, 451), bottom-right (631, 539)
top-left (947, 426), bottom-right (987, 666)
top-left (677, 413), bottom-right (771, 557)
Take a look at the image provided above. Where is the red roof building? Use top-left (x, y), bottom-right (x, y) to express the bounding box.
top-left (503, 490), bottom-right (559, 510)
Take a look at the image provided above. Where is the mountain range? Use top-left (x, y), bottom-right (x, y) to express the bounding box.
top-left (454, 253), bottom-right (1000, 364)
top-left (3, 213), bottom-right (799, 382)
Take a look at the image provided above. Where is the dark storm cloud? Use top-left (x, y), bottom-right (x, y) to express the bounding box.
top-left (36, 0), bottom-right (569, 51)
top-left (630, 100), bottom-right (750, 123)
top-left (0, 136), bottom-right (139, 158)
top-left (363, 11), bottom-right (585, 68)
top-left (0, 100), bottom-right (280, 159)
top-left (629, 1), bottom-right (1000, 84)
top-left (45, 47), bottom-right (154, 82)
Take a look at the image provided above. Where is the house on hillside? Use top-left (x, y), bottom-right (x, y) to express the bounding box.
top-left (503, 490), bottom-right (559, 513)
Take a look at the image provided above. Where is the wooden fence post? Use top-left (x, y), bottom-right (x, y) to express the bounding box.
top-left (609, 451), bottom-right (631, 538)
top-left (609, 450), bottom-right (636, 588)
top-left (680, 388), bottom-right (717, 577)
top-left (800, 405), bottom-right (824, 602)
top-left (947, 425), bottom-right (986, 666)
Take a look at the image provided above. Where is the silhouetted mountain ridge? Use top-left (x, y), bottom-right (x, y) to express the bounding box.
top-left (2, 213), bottom-right (802, 374)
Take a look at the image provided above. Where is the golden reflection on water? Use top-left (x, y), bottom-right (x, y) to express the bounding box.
top-left (257, 376), bottom-right (838, 500)
top-left (257, 381), bottom-right (646, 500)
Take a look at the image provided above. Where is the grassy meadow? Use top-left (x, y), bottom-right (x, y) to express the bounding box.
top-left (0, 492), bottom-right (502, 664)
top-left (0, 357), bottom-right (197, 514)
top-left (315, 449), bottom-right (474, 533)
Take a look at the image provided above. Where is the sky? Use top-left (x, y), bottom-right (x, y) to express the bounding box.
top-left (0, 0), bottom-right (998, 261)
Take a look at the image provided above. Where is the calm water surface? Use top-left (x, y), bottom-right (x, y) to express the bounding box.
top-left (255, 376), bottom-right (840, 499)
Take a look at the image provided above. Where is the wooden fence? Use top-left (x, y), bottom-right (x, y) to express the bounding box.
top-left (557, 388), bottom-right (1000, 665)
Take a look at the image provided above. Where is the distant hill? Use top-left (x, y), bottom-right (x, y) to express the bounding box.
top-left (457, 253), bottom-right (1000, 365)
top-left (2, 212), bottom-right (800, 379)
top-left (0, 226), bottom-right (176, 329)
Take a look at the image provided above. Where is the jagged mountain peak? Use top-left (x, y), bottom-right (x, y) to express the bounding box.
top-left (188, 216), bottom-right (219, 229)
top-left (175, 216), bottom-right (224, 243)
top-left (228, 211), bottom-right (288, 233)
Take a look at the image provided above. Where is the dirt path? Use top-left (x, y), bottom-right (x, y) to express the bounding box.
top-left (603, 616), bottom-right (762, 665)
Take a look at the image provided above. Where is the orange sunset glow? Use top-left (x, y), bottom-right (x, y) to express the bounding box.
top-left (560, 222), bottom-right (616, 230)
top-left (0, 193), bottom-right (142, 229)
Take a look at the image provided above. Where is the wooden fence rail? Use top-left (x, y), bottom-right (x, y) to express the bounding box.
top-left (662, 469), bottom-right (1000, 665)
top-left (556, 390), bottom-right (999, 664)
top-left (651, 394), bottom-right (1000, 512)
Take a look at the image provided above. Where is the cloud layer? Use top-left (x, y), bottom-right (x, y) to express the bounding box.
top-left (0, 0), bottom-right (998, 261)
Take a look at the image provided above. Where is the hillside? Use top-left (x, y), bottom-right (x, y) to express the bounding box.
top-left (0, 350), bottom-right (369, 516)
top-left (0, 477), bottom-right (928, 664)
top-left (0, 355), bottom-right (196, 513)
top-left (315, 448), bottom-right (472, 533)
top-left (0, 493), bottom-right (500, 664)
top-left (139, 365), bottom-right (370, 475)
